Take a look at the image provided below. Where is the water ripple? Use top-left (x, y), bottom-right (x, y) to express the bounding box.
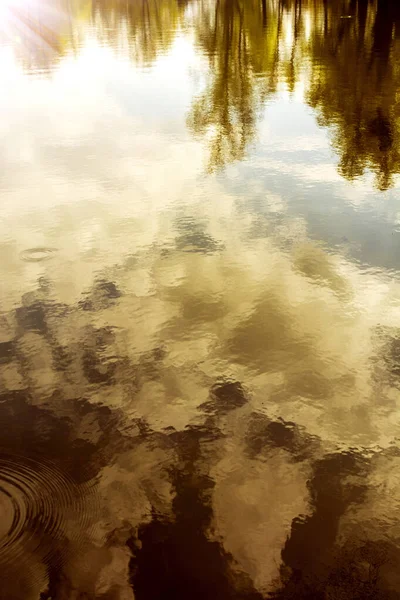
top-left (19, 248), bottom-right (58, 263)
top-left (0, 453), bottom-right (96, 569)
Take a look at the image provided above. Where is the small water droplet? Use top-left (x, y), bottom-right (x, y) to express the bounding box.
top-left (19, 247), bottom-right (58, 263)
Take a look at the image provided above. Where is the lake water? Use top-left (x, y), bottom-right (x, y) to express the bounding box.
top-left (1, 0), bottom-right (400, 597)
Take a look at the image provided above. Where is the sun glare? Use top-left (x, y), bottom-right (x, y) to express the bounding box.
top-left (0, 0), bottom-right (24, 12)
top-left (0, 0), bottom-right (26, 25)
top-left (0, 0), bottom-right (64, 72)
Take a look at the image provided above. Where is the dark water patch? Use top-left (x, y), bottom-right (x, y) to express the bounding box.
top-left (270, 451), bottom-right (371, 598)
top-left (0, 390), bottom-right (142, 597)
top-left (136, 347), bottom-right (167, 382)
top-left (80, 280), bottom-right (122, 312)
top-left (245, 413), bottom-right (320, 462)
top-left (200, 380), bottom-right (249, 415)
top-left (82, 346), bottom-right (117, 385)
top-left (371, 326), bottom-right (400, 382)
top-left (129, 425), bottom-right (263, 600)
top-left (80, 326), bottom-right (119, 386)
top-left (325, 538), bottom-right (399, 600)
top-left (0, 453), bottom-right (92, 564)
top-left (175, 218), bottom-right (223, 254)
top-left (0, 391), bottom-right (99, 482)
top-left (16, 301), bottom-right (48, 335)
top-left (50, 341), bottom-right (73, 373)
top-left (0, 341), bottom-right (15, 365)
top-left (0, 389), bottom-right (139, 487)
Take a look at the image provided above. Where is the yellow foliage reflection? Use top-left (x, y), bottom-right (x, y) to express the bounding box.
top-left (2, 0), bottom-right (400, 188)
top-left (189, 0), bottom-right (400, 187)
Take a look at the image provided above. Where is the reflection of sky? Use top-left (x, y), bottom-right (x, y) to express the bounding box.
top-left (2, 9), bottom-right (400, 596)
top-left (105, 34), bottom-right (206, 128)
top-left (1, 24), bottom-right (399, 274)
top-left (0, 17), bottom-right (399, 320)
top-left (222, 96), bottom-right (400, 271)
top-left (1, 15), bottom-right (400, 448)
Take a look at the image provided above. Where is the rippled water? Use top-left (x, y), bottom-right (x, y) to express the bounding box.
top-left (1, 0), bottom-right (400, 597)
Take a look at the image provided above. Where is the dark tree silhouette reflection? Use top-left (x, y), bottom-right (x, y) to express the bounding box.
top-left (306, 0), bottom-right (400, 190)
top-left (187, 0), bottom-right (280, 172)
top-left (92, 0), bottom-right (187, 65)
top-left (4, 0), bottom-right (400, 188)
top-left (189, 0), bottom-right (400, 187)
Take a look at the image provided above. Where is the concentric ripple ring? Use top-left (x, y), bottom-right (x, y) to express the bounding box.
top-left (19, 247), bottom-right (58, 263)
top-left (0, 453), bottom-right (97, 569)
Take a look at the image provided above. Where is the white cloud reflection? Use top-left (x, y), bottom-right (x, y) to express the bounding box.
top-left (1, 15), bottom-right (400, 597)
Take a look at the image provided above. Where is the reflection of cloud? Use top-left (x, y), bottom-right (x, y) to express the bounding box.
top-left (0, 36), bottom-right (207, 310)
top-left (3, 164), bottom-right (400, 592)
top-left (254, 157), bottom-right (343, 184)
top-left (211, 443), bottom-right (311, 593)
top-left (3, 208), bottom-right (400, 446)
top-left (3, 6), bottom-right (400, 597)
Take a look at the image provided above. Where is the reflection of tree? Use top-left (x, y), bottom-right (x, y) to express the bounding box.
top-left (306, 0), bottom-right (400, 190)
top-left (187, 0), bottom-right (280, 172)
top-left (4, 0), bottom-right (400, 188)
top-left (92, 0), bottom-right (186, 66)
top-left (0, 0), bottom-right (64, 72)
top-left (0, 0), bottom-right (92, 72)
top-left (1, 0), bottom-right (185, 71)
top-left (190, 0), bottom-right (400, 188)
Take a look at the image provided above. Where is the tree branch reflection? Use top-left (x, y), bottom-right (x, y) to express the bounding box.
top-left (2, 0), bottom-right (400, 187)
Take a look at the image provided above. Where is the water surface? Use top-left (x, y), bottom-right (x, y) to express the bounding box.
top-left (1, 0), bottom-right (400, 597)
